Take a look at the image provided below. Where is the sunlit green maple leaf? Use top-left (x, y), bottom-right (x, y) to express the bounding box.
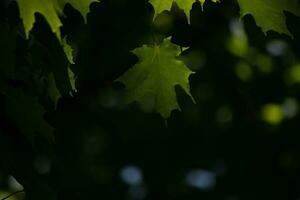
top-left (149, 0), bottom-right (220, 22)
top-left (149, 0), bottom-right (195, 22)
top-left (117, 38), bottom-right (194, 119)
top-left (237, 0), bottom-right (300, 36)
top-left (17, 0), bottom-right (93, 95)
top-left (17, 0), bottom-right (96, 39)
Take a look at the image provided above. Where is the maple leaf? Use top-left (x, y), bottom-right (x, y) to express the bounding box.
top-left (117, 38), bottom-right (194, 119)
top-left (237, 0), bottom-right (300, 36)
top-left (16, 0), bottom-right (93, 96)
top-left (150, 0), bottom-right (195, 22)
top-left (17, 0), bottom-right (96, 40)
top-left (149, 0), bottom-right (220, 22)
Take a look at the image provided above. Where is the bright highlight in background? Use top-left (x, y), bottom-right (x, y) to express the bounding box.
top-left (261, 104), bottom-right (283, 125)
top-left (185, 169), bottom-right (216, 190)
top-left (120, 165), bottom-right (143, 186)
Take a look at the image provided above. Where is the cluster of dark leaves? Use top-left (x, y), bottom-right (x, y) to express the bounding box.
top-left (1, 0), bottom-right (300, 199)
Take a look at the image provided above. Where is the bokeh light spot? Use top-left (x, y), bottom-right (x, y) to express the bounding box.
top-left (120, 165), bottom-right (143, 186)
top-left (261, 104), bottom-right (283, 125)
top-left (185, 169), bottom-right (216, 190)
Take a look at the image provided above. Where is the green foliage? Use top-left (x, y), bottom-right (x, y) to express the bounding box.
top-left (150, 0), bottom-right (195, 22)
top-left (18, 0), bottom-right (95, 39)
top-left (150, 0), bottom-right (300, 36)
top-left (2, 0), bottom-right (300, 199)
top-left (17, 0), bottom-right (95, 82)
top-left (238, 0), bottom-right (300, 36)
top-left (14, 0), bottom-right (300, 118)
top-left (150, 0), bottom-right (221, 22)
top-left (117, 38), bottom-right (194, 119)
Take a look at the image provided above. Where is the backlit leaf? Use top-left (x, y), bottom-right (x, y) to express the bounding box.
top-left (117, 38), bottom-right (194, 119)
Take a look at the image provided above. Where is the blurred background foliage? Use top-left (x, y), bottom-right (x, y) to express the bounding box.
top-left (1, 0), bottom-right (300, 199)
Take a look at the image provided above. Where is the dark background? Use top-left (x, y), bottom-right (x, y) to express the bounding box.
top-left (1, 0), bottom-right (300, 199)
